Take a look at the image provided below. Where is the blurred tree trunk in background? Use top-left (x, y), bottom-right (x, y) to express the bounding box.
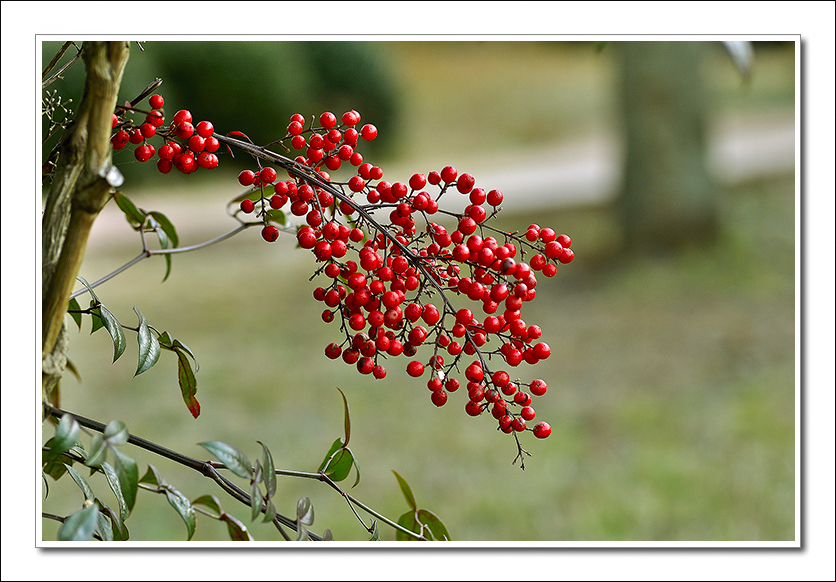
top-left (617, 42), bottom-right (718, 252)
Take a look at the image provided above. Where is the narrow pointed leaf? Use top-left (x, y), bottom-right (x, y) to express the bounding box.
top-left (176, 351), bottom-right (200, 418)
top-left (164, 487), bottom-right (196, 540)
top-left (75, 276), bottom-right (99, 304)
top-left (392, 470), bottom-right (417, 511)
top-left (250, 482), bottom-right (263, 523)
top-left (162, 254), bottom-right (173, 283)
top-left (417, 509), bottom-right (451, 541)
top-left (133, 306), bottom-right (161, 375)
top-left (296, 497), bottom-right (314, 526)
top-left (68, 297), bottom-right (82, 330)
top-left (149, 211), bottom-right (179, 248)
top-left (112, 447), bottom-right (138, 513)
top-left (58, 504), bottom-right (99, 541)
top-left (350, 448), bottom-right (361, 488)
top-left (139, 464), bottom-right (164, 487)
top-left (95, 507), bottom-right (114, 541)
top-left (265, 208), bottom-right (287, 228)
top-left (336, 387), bottom-right (351, 446)
top-left (192, 494), bottom-right (223, 517)
top-left (101, 503), bottom-right (129, 540)
top-left (172, 339), bottom-right (198, 371)
top-left (257, 441), bottom-right (277, 499)
top-left (101, 462), bottom-right (128, 521)
top-left (262, 499), bottom-right (277, 524)
top-left (199, 441), bottom-right (252, 479)
top-left (96, 305), bottom-right (126, 362)
top-left (65, 358), bottom-right (82, 383)
top-left (90, 305), bottom-right (104, 334)
top-left (368, 520), bottom-right (380, 541)
top-left (64, 464), bottom-right (95, 501)
top-left (222, 513), bottom-right (253, 541)
top-left (114, 191), bottom-right (147, 228)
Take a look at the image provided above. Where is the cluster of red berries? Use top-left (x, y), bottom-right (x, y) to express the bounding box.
top-left (228, 111), bottom-right (576, 446)
top-left (110, 94), bottom-right (219, 174)
top-left (115, 98), bottom-right (575, 452)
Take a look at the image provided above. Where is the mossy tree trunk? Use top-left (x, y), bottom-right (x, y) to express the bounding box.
top-left (42, 41), bottom-right (130, 407)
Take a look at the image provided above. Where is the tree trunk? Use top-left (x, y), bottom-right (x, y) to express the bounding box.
top-left (42, 41), bottom-right (130, 406)
top-left (617, 41), bottom-right (718, 253)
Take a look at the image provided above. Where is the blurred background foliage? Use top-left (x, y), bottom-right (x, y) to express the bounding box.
top-left (41, 40), bottom-right (796, 542)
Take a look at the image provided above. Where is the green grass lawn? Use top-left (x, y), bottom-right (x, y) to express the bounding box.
top-left (41, 41), bottom-right (796, 543)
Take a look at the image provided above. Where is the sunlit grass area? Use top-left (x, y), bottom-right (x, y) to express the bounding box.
top-left (41, 41), bottom-right (796, 543)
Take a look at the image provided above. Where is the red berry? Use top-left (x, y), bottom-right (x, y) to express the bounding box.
top-left (530, 379), bottom-right (548, 396)
top-left (197, 152), bottom-right (218, 169)
top-left (238, 170), bottom-right (256, 186)
top-left (149, 94), bottom-right (165, 110)
top-left (196, 120), bottom-right (214, 138)
top-left (533, 421), bottom-right (552, 439)
top-left (431, 389), bottom-right (448, 407)
top-left (360, 124), bottom-right (378, 141)
top-left (175, 121), bottom-right (194, 140)
top-left (440, 165), bottom-right (457, 183)
top-left (406, 361), bottom-right (425, 377)
top-left (456, 172), bottom-right (475, 194)
top-left (320, 111), bottom-right (337, 129)
top-left (260, 167), bottom-right (278, 183)
top-left (261, 225), bottom-right (279, 242)
top-left (558, 248), bottom-right (575, 264)
top-left (134, 143), bottom-right (155, 162)
top-left (487, 189), bottom-right (504, 206)
top-left (342, 110), bottom-right (361, 126)
top-left (173, 109), bottom-right (192, 125)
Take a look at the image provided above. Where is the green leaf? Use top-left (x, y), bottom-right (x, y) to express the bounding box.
top-left (199, 441), bottom-right (253, 480)
top-left (336, 387), bottom-right (351, 446)
top-left (173, 339), bottom-right (199, 372)
top-left (227, 187), bottom-right (261, 206)
top-left (265, 208), bottom-right (287, 228)
top-left (317, 439), bottom-right (353, 482)
top-left (68, 297), bottom-right (82, 330)
top-left (417, 509), bottom-right (451, 541)
top-left (192, 494), bottom-right (223, 517)
top-left (165, 487), bottom-right (196, 541)
top-left (103, 420), bottom-right (129, 446)
top-left (51, 414), bottom-right (80, 456)
top-left (101, 462), bottom-right (128, 521)
top-left (262, 499), bottom-right (277, 525)
top-left (149, 210), bottom-right (179, 248)
top-left (162, 254), bottom-right (173, 283)
top-left (95, 505), bottom-right (114, 541)
top-left (64, 464), bottom-right (95, 501)
top-left (90, 305), bottom-right (104, 334)
top-left (395, 511), bottom-right (422, 541)
top-left (100, 502), bottom-right (129, 541)
top-left (84, 433), bottom-right (107, 468)
top-left (114, 191), bottom-right (146, 228)
top-left (176, 351), bottom-right (200, 418)
top-left (392, 470), bottom-right (417, 512)
top-left (222, 513), bottom-right (253, 541)
top-left (368, 520), bottom-right (380, 541)
top-left (257, 441), bottom-right (277, 499)
top-left (250, 480), bottom-right (263, 523)
top-left (296, 496), bottom-right (314, 526)
top-left (95, 305), bottom-right (126, 362)
top-left (139, 464), bottom-right (164, 487)
top-left (58, 504), bottom-right (99, 541)
top-left (112, 447), bottom-right (138, 513)
top-left (75, 276), bottom-right (99, 304)
top-left (133, 306), bottom-right (161, 375)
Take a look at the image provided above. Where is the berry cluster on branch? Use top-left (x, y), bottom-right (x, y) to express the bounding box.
top-left (110, 96), bottom-right (576, 465)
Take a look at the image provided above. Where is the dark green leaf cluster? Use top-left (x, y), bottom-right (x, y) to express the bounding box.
top-left (42, 415), bottom-right (138, 541)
